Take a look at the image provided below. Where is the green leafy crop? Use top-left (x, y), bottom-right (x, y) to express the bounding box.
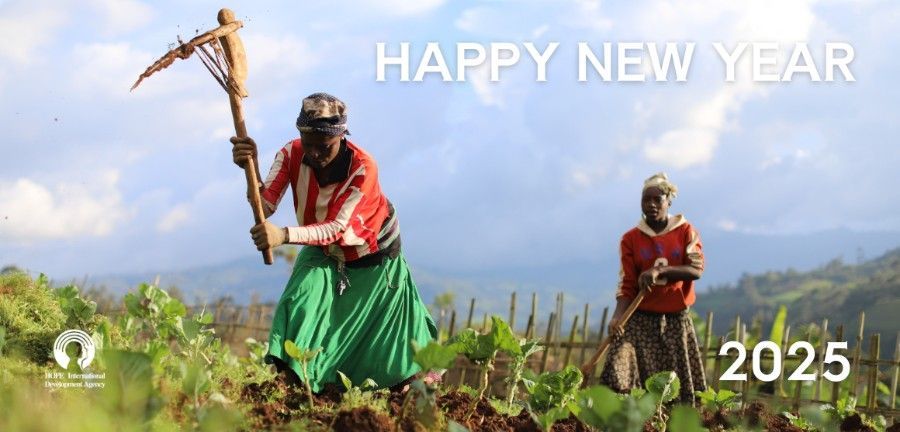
top-left (524, 365), bottom-right (583, 413)
top-left (696, 388), bottom-right (741, 411)
top-left (54, 285), bottom-right (98, 331)
top-left (448, 316), bottom-right (521, 420)
top-left (283, 340), bottom-right (321, 410)
top-left (570, 384), bottom-right (656, 432)
top-left (505, 338), bottom-right (543, 406)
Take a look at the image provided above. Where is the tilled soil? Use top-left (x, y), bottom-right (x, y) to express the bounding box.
top-left (435, 390), bottom-right (590, 432)
top-left (237, 378), bottom-right (893, 432)
top-left (332, 406), bottom-right (395, 432)
top-left (702, 400), bottom-right (816, 432)
top-left (839, 413), bottom-right (877, 432)
top-left (239, 376), bottom-right (342, 430)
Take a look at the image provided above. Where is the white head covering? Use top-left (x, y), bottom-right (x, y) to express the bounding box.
top-left (642, 172), bottom-right (678, 200)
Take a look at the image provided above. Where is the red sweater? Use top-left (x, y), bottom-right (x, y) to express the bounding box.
top-left (615, 215), bottom-right (704, 313)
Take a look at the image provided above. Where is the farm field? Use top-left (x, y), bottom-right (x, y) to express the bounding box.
top-left (1, 271), bottom-right (897, 431)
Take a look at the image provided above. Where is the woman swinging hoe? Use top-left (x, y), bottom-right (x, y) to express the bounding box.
top-left (599, 173), bottom-right (708, 403)
top-left (231, 92), bottom-right (437, 392)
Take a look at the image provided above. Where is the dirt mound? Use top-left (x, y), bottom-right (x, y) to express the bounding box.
top-left (743, 401), bottom-right (805, 432)
top-left (333, 407), bottom-right (395, 432)
top-left (435, 390), bottom-right (590, 432)
top-left (552, 414), bottom-right (592, 432)
top-left (240, 376), bottom-right (345, 429)
top-left (699, 400), bottom-right (811, 432)
top-left (701, 408), bottom-right (732, 431)
top-left (840, 413), bottom-right (877, 432)
top-left (439, 391), bottom-right (498, 420)
top-left (317, 383), bottom-right (345, 405)
top-left (247, 400), bottom-right (291, 430)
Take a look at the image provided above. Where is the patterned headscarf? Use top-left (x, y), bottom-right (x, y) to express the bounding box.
top-left (643, 172), bottom-right (678, 200)
top-left (295, 92), bottom-right (350, 136)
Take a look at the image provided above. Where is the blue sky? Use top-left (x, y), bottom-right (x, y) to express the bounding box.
top-left (0, 0), bottom-right (898, 282)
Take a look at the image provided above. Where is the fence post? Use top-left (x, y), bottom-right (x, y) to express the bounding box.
top-left (540, 312), bottom-right (556, 373)
top-left (553, 292), bottom-right (563, 355)
top-left (777, 325), bottom-right (791, 400)
top-left (793, 329), bottom-right (812, 411)
top-left (831, 325), bottom-right (844, 405)
top-left (890, 331), bottom-right (899, 413)
top-left (867, 333), bottom-right (880, 409)
top-left (437, 309), bottom-right (445, 343)
top-left (599, 306), bottom-right (609, 342)
top-left (850, 311), bottom-right (866, 397)
top-left (526, 292), bottom-right (537, 339)
top-left (704, 311), bottom-right (714, 371)
top-left (732, 314), bottom-right (742, 393)
top-left (815, 318), bottom-right (829, 401)
top-left (579, 303), bottom-right (590, 367)
top-left (556, 293), bottom-right (565, 352)
top-left (551, 292), bottom-right (563, 359)
top-left (457, 364), bottom-right (468, 387)
top-left (509, 291), bottom-right (517, 333)
top-left (448, 310), bottom-right (457, 339)
top-left (732, 321), bottom-right (742, 392)
top-left (563, 315), bottom-right (580, 366)
top-left (713, 336), bottom-right (725, 392)
top-left (740, 323), bottom-right (748, 394)
top-left (466, 298), bottom-right (476, 330)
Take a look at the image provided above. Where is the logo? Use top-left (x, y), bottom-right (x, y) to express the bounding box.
top-left (53, 329), bottom-right (95, 370)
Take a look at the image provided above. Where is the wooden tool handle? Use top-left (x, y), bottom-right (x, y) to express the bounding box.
top-left (579, 288), bottom-right (648, 382)
top-left (217, 8), bottom-right (272, 265)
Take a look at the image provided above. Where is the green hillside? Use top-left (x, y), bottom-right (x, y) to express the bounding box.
top-left (693, 247), bottom-right (900, 356)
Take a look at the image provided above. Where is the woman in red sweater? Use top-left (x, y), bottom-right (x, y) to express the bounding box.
top-left (599, 172), bottom-right (707, 403)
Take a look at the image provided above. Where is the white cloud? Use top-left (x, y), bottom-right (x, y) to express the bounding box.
top-left (0, 171), bottom-right (129, 241)
top-left (359, 0), bottom-right (446, 17)
top-left (638, 0), bottom-right (819, 169)
top-left (0, 1), bottom-right (68, 66)
top-left (566, 0), bottom-right (614, 33)
top-left (243, 33), bottom-right (320, 94)
top-left (644, 128), bottom-right (718, 168)
top-left (70, 41), bottom-right (212, 100)
top-left (87, 0), bottom-right (154, 36)
top-left (717, 219), bottom-right (738, 232)
top-left (760, 155), bottom-right (783, 170)
top-left (71, 42), bottom-right (152, 98)
top-left (0, 0), bottom-right (152, 68)
top-left (157, 203), bottom-right (191, 233)
top-left (468, 63), bottom-right (505, 108)
top-left (532, 24), bottom-right (550, 39)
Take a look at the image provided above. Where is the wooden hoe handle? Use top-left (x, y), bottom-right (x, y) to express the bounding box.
top-left (217, 8), bottom-right (273, 265)
top-left (579, 288), bottom-right (648, 383)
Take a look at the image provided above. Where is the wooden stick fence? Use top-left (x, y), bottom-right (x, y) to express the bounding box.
top-left (104, 291), bottom-right (899, 420)
top-left (430, 293), bottom-right (900, 420)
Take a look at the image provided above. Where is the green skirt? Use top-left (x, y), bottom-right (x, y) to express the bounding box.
top-left (265, 246), bottom-right (437, 392)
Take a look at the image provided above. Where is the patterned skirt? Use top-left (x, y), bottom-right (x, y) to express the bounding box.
top-left (599, 309), bottom-right (707, 403)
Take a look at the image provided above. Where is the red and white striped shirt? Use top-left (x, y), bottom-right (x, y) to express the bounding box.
top-left (260, 138), bottom-right (399, 263)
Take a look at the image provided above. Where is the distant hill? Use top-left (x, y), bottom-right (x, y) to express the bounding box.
top-left (64, 229), bottom-right (900, 328)
top-left (34, 230), bottom-right (900, 357)
top-left (693, 247), bottom-right (900, 358)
